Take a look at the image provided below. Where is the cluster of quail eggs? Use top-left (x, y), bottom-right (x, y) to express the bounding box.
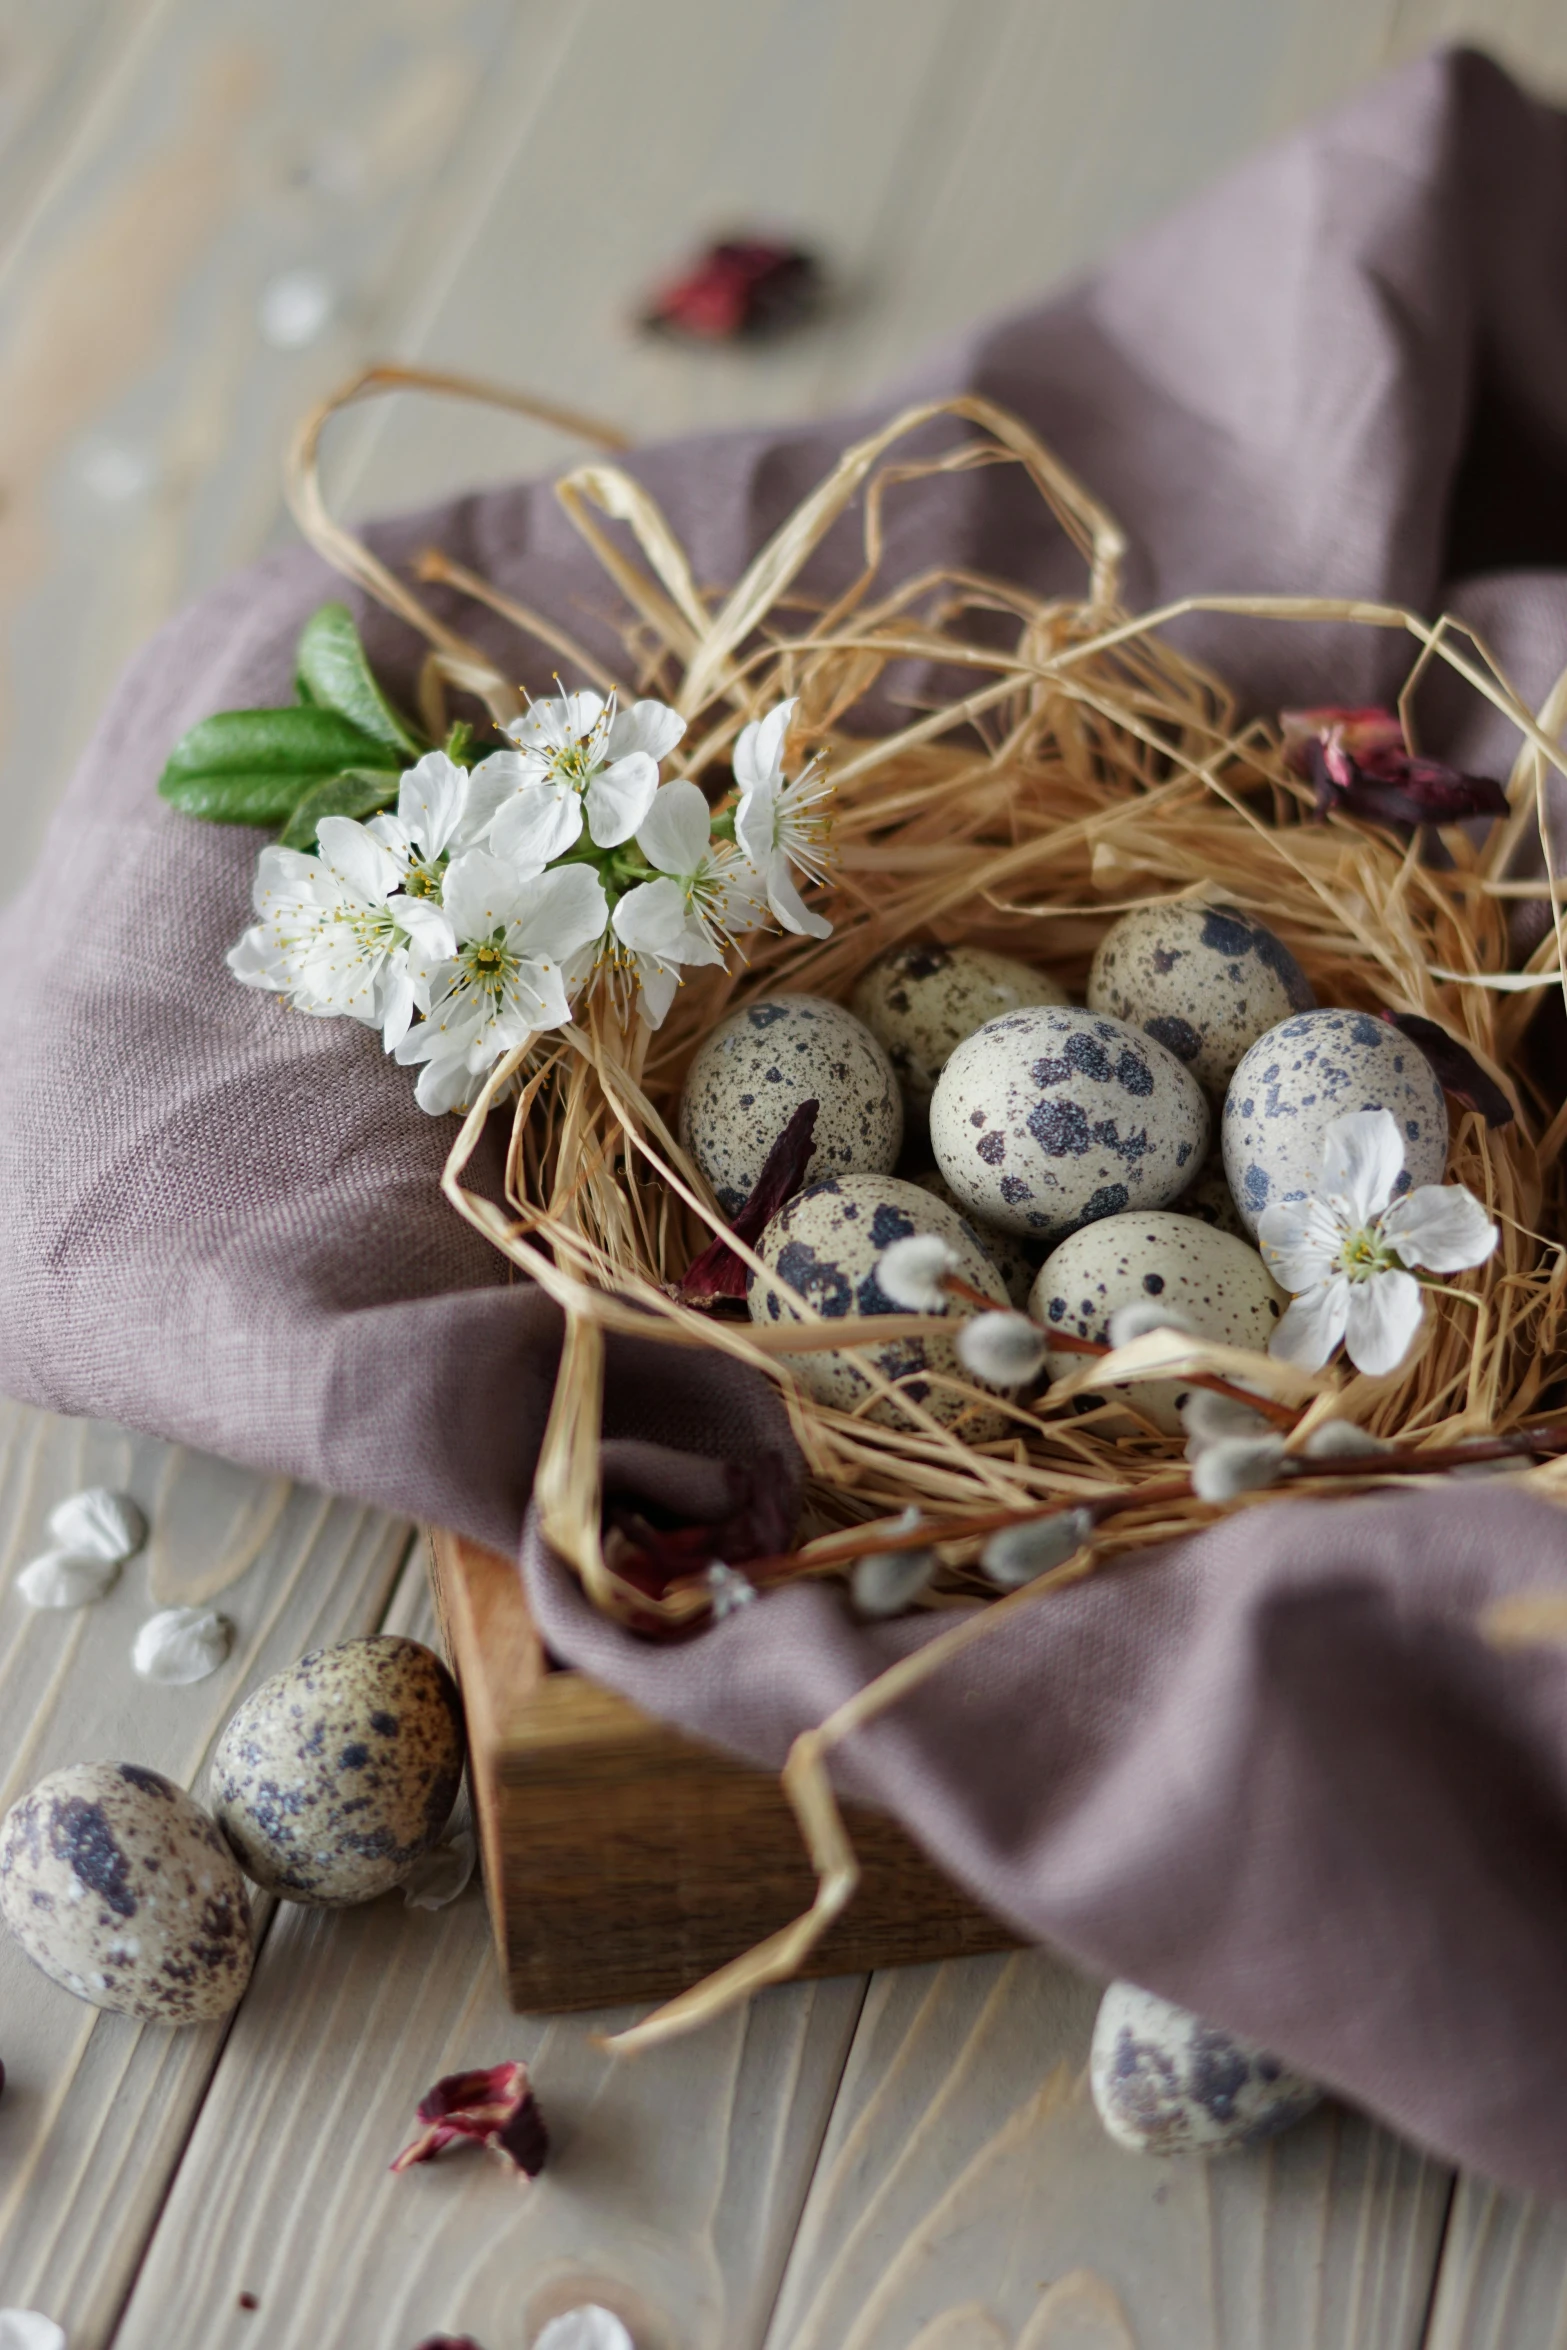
top-left (0, 1634), bottom-right (466, 2025)
top-left (678, 900), bottom-right (1451, 1435)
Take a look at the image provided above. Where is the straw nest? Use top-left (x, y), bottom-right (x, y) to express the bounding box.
top-left (292, 368), bottom-right (1567, 2043)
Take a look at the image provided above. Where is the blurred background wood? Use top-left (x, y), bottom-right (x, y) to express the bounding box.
top-left (1, 3), bottom-right (1565, 2343)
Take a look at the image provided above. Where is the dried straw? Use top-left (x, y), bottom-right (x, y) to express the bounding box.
top-left (288, 366), bottom-right (1567, 2052)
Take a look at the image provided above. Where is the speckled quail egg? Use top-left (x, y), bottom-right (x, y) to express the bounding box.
top-left (0, 1761), bottom-right (252, 2022)
top-left (680, 994), bottom-right (902, 1215)
top-left (1088, 900), bottom-right (1316, 1098)
top-left (1222, 1008), bottom-right (1448, 1239)
top-left (1030, 1211), bottom-right (1284, 1432)
top-left (1090, 1981), bottom-right (1321, 2156)
top-left (1176, 1152), bottom-right (1248, 1239)
top-left (910, 1167), bottom-right (1039, 1308)
top-left (850, 943), bottom-right (1069, 1113)
top-left (209, 1635), bottom-right (465, 1907)
top-left (749, 1172), bottom-right (1010, 1435)
top-left (930, 1004), bottom-right (1209, 1242)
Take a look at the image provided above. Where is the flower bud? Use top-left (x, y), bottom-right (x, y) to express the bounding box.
top-left (980, 1506), bottom-right (1094, 1588)
top-left (876, 1234), bottom-right (959, 1311)
top-left (957, 1311), bottom-right (1048, 1388)
top-left (1107, 1300), bottom-right (1197, 1349)
top-left (850, 1547), bottom-right (938, 1618)
top-left (1190, 1434), bottom-right (1288, 1502)
top-left (1301, 1419), bottom-right (1391, 1460)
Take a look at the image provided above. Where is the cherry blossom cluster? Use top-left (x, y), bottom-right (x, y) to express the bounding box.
top-left (227, 692), bottom-right (832, 1115)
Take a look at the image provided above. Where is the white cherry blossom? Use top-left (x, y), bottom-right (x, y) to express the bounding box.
top-left (227, 819), bottom-right (451, 1049)
top-left (486, 690), bottom-right (685, 868)
top-left (1260, 1107), bottom-right (1497, 1376)
top-left (366, 748), bottom-right (507, 898)
top-left (610, 779), bottom-right (755, 1026)
top-left (733, 697), bottom-right (833, 939)
top-left (394, 851), bottom-right (608, 1115)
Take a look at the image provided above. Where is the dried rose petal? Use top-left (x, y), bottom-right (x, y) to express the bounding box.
top-left (641, 238), bottom-right (823, 341)
top-left (1284, 707), bottom-right (1508, 830)
top-left (601, 1449), bottom-right (797, 1604)
top-left (391, 2060), bottom-right (548, 2178)
top-left (679, 1100), bottom-right (819, 1300)
top-left (1380, 1011), bottom-right (1515, 1127)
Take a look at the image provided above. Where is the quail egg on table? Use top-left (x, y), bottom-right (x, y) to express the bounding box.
top-left (680, 993), bottom-right (902, 1215)
top-left (0, 1761), bottom-right (252, 2022)
top-left (910, 1167), bottom-right (1038, 1308)
top-left (1088, 900), bottom-right (1316, 1098)
top-left (850, 943), bottom-right (1069, 1113)
top-left (1029, 1210), bottom-right (1284, 1432)
top-left (930, 1004), bottom-right (1209, 1242)
top-left (749, 1172), bottom-right (1010, 1433)
top-left (1090, 1981), bottom-right (1322, 2157)
top-left (210, 1635), bottom-right (465, 1907)
top-left (1222, 1008), bottom-right (1448, 1239)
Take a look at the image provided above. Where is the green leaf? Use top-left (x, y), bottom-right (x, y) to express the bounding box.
top-left (294, 602), bottom-right (422, 757)
top-left (278, 768), bottom-right (402, 852)
top-left (158, 706), bottom-right (392, 824)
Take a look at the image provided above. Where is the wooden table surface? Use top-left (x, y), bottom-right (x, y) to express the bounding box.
top-left (3, 5), bottom-right (1567, 2344)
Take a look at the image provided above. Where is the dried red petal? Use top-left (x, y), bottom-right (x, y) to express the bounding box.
top-left (1381, 1011), bottom-right (1515, 1126)
top-left (601, 1449), bottom-right (797, 1605)
top-left (679, 1100), bottom-right (819, 1300)
top-left (1280, 706), bottom-right (1405, 772)
top-left (1303, 735), bottom-right (1507, 829)
top-left (391, 2060), bottom-right (548, 2177)
top-left (641, 239), bottom-right (823, 341)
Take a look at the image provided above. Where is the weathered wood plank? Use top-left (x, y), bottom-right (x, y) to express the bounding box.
top-left (1423, 2181), bottom-right (1567, 2348)
top-left (110, 1547), bottom-right (867, 2350)
top-left (764, 1950), bottom-right (1453, 2350)
top-left (0, 1396), bottom-right (412, 2348)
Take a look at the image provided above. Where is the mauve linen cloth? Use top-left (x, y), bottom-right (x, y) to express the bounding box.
top-left (5, 44), bottom-right (1567, 2193)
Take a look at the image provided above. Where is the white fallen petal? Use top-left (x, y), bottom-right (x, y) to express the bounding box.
top-left (132, 1608), bottom-right (233, 1685)
top-left (876, 1234), bottom-right (957, 1311)
top-left (0, 2313), bottom-right (68, 2350)
top-left (956, 1311), bottom-right (1047, 1387)
top-left (981, 1507), bottom-right (1094, 1588)
top-left (17, 1551), bottom-right (120, 1610)
top-left (535, 2309), bottom-right (635, 2350)
top-left (46, 1488), bottom-right (146, 1563)
top-left (1301, 1419), bottom-right (1392, 1460)
top-left (1190, 1433), bottom-right (1288, 1502)
top-left (1106, 1299), bottom-right (1196, 1349)
top-left (402, 1829), bottom-right (477, 1911)
top-left (850, 1547), bottom-right (937, 1618)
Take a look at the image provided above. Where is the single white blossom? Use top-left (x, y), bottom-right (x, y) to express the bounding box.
top-left (876, 1234), bottom-right (960, 1311)
top-left (1260, 1108), bottom-right (1497, 1376)
top-left (366, 748), bottom-right (506, 896)
top-left (46, 1488), bottom-right (145, 1562)
top-left (394, 853), bottom-right (609, 1115)
top-left (610, 780), bottom-right (754, 1026)
top-left (132, 1607), bottom-right (232, 1684)
top-left (17, 1551), bottom-right (121, 1609)
top-left (981, 1507), bottom-right (1094, 1588)
top-left (956, 1311), bottom-right (1048, 1387)
top-left (227, 819), bottom-right (449, 1049)
top-left (733, 697), bottom-right (833, 939)
top-left (1190, 1432), bottom-right (1288, 1502)
top-left (487, 690), bottom-right (685, 866)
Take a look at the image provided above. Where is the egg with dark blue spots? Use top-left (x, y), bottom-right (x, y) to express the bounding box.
top-left (1088, 900), bottom-right (1315, 1098)
top-left (1090, 1981), bottom-right (1321, 2156)
top-left (928, 1005), bottom-right (1210, 1241)
top-left (680, 994), bottom-right (902, 1215)
top-left (0, 1761), bottom-right (253, 2021)
top-left (1222, 1009), bottom-right (1448, 1240)
top-left (851, 943), bottom-right (1068, 1112)
top-left (910, 1167), bottom-right (1039, 1307)
top-left (209, 1636), bottom-right (465, 1907)
top-left (749, 1173), bottom-right (1009, 1432)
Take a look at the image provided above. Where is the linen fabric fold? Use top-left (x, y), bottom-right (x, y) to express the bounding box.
top-left (4, 44), bottom-right (1567, 2194)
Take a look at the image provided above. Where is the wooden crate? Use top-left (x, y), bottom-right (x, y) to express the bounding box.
top-left (425, 1529), bottom-right (1019, 2011)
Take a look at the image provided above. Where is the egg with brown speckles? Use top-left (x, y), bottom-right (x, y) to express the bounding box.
top-left (680, 994), bottom-right (902, 1215)
top-left (209, 1635), bottom-right (465, 1907)
top-left (1029, 1210), bottom-right (1285, 1431)
top-left (851, 944), bottom-right (1069, 1112)
top-left (1222, 1008), bottom-right (1448, 1240)
top-left (910, 1167), bottom-right (1039, 1307)
top-left (0, 1761), bottom-right (253, 2021)
top-left (749, 1172), bottom-right (1010, 1434)
top-left (930, 1004), bottom-right (1209, 1241)
top-left (1088, 901), bottom-right (1315, 1097)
